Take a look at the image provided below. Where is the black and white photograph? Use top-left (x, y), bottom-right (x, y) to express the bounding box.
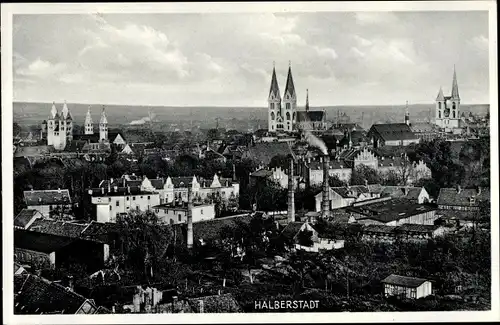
top-left (2, 1), bottom-right (498, 323)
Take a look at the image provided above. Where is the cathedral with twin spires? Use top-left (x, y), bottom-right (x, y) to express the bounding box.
top-left (435, 66), bottom-right (461, 129)
top-left (41, 102), bottom-right (109, 150)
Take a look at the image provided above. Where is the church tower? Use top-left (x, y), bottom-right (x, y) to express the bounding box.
top-left (404, 100), bottom-right (410, 125)
top-left (84, 106), bottom-right (94, 135)
top-left (61, 100), bottom-right (73, 144)
top-left (450, 65), bottom-right (460, 121)
top-left (46, 102), bottom-right (58, 147)
top-left (268, 62), bottom-right (281, 132)
top-left (282, 62), bottom-right (297, 132)
top-left (435, 86), bottom-right (445, 126)
top-left (99, 106), bottom-right (108, 142)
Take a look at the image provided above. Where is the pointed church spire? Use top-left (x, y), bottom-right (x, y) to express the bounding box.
top-left (100, 106), bottom-right (108, 124)
top-left (268, 64), bottom-right (281, 99)
top-left (436, 86), bottom-right (445, 101)
top-left (451, 65), bottom-right (460, 99)
top-left (284, 63), bottom-right (296, 98)
top-left (50, 101), bottom-right (58, 118)
top-left (305, 89), bottom-right (309, 111)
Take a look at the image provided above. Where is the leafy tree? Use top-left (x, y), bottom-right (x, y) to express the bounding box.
top-left (351, 165), bottom-right (380, 185)
top-left (115, 210), bottom-right (173, 282)
top-left (382, 170), bottom-right (402, 186)
top-left (414, 177), bottom-right (441, 199)
top-left (268, 154), bottom-right (292, 171)
top-left (329, 174), bottom-right (346, 187)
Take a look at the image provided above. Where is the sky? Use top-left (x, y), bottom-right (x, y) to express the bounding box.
top-left (13, 11), bottom-right (490, 107)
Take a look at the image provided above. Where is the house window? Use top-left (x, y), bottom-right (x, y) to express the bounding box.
top-left (410, 288), bottom-right (417, 299)
top-left (438, 102), bottom-right (441, 109)
top-left (148, 196), bottom-right (151, 200)
top-left (178, 214), bottom-right (182, 222)
top-left (286, 103), bottom-right (290, 110)
top-left (271, 112), bottom-right (275, 120)
top-left (116, 201), bottom-right (119, 207)
top-left (108, 197), bottom-right (111, 202)
top-left (201, 209), bottom-right (204, 215)
top-left (133, 196), bottom-right (136, 201)
top-left (126, 197), bottom-right (129, 201)
top-left (439, 111), bottom-right (441, 118)
top-left (109, 205), bottom-right (112, 211)
top-left (452, 102), bottom-right (456, 110)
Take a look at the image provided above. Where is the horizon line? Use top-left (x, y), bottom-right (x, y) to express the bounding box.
top-left (12, 100), bottom-right (491, 108)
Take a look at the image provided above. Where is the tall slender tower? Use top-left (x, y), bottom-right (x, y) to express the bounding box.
top-left (268, 62), bottom-right (281, 132)
top-left (404, 101), bottom-right (410, 125)
top-left (305, 89), bottom-right (309, 112)
top-left (99, 106), bottom-right (108, 142)
top-left (435, 86), bottom-right (445, 127)
top-left (84, 106), bottom-right (94, 135)
top-left (450, 65), bottom-right (460, 121)
top-left (282, 61), bottom-right (297, 132)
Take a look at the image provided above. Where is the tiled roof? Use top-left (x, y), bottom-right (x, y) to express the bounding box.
top-left (308, 160), bottom-right (349, 170)
top-left (64, 140), bottom-right (88, 152)
top-left (437, 187), bottom-right (490, 207)
top-left (347, 199), bottom-right (436, 224)
top-left (14, 273), bottom-right (97, 314)
top-left (410, 122), bottom-right (439, 133)
top-left (280, 221), bottom-right (305, 240)
top-left (381, 274), bottom-right (429, 288)
top-left (397, 224), bottom-right (439, 234)
top-left (24, 189), bottom-right (71, 206)
top-left (170, 177), bottom-right (195, 188)
top-left (250, 169), bottom-right (273, 178)
top-left (28, 219), bottom-right (88, 238)
top-left (437, 209), bottom-right (477, 221)
top-left (150, 178), bottom-right (165, 190)
top-left (14, 209), bottom-right (43, 229)
top-left (380, 186), bottom-right (423, 200)
top-left (73, 134), bottom-right (100, 143)
top-left (296, 110), bottom-right (325, 122)
top-left (362, 224), bottom-right (396, 234)
top-left (369, 123), bottom-right (418, 141)
top-left (187, 293), bottom-right (242, 313)
top-left (14, 145), bottom-right (54, 158)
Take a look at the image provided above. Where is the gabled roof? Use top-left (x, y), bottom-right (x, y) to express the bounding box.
top-left (268, 66), bottom-right (281, 99)
top-left (437, 187), bottom-right (489, 207)
top-left (381, 274), bottom-right (429, 288)
top-left (187, 293), bottom-right (242, 313)
top-left (368, 123), bottom-right (418, 141)
top-left (14, 209), bottom-right (43, 229)
top-left (24, 189), bottom-right (71, 206)
top-left (284, 65), bottom-right (296, 98)
top-left (27, 219), bottom-right (89, 238)
top-left (296, 110), bottom-right (325, 122)
top-left (280, 221), bottom-right (307, 240)
top-left (14, 273), bottom-right (98, 314)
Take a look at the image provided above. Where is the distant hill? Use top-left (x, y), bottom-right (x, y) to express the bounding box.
top-left (12, 101), bottom-right (489, 130)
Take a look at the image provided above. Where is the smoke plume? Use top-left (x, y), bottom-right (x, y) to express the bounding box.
top-left (129, 112), bottom-right (157, 125)
top-left (301, 119), bottom-right (328, 155)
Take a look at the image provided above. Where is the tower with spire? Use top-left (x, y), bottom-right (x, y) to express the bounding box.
top-left (84, 106), bottom-right (94, 135)
top-left (435, 66), bottom-right (461, 129)
top-left (282, 61), bottom-right (297, 132)
top-left (268, 62), bottom-right (282, 132)
top-left (99, 106), bottom-right (108, 142)
top-left (45, 101), bottom-right (73, 150)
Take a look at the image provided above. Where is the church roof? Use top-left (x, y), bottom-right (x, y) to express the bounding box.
top-left (296, 110), bottom-right (325, 122)
top-left (451, 66), bottom-right (460, 99)
top-left (368, 123), bottom-right (418, 142)
top-left (268, 66), bottom-right (281, 99)
top-left (284, 65), bottom-right (296, 98)
top-left (436, 87), bottom-right (445, 101)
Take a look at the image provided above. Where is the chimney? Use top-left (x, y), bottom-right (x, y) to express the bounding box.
top-left (198, 299), bottom-right (204, 313)
top-left (101, 187), bottom-right (104, 195)
top-left (287, 159), bottom-right (295, 223)
top-left (457, 184), bottom-right (462, 194)
top-left (321, 155), bottom-right (331, 218)
top-left (187, 188), bottom-right (194, 249)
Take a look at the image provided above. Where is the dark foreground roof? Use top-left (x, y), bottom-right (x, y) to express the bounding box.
top-left (381, 274), bottom-right (429, 288)
top-left (14, 273), bottom-right (98, 314)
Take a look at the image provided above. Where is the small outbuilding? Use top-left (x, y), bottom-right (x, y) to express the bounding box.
top-left (381, 274), bottom-right (432, 299)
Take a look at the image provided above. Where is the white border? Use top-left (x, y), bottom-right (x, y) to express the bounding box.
top-left (2, 1), bottom-right (498, 324)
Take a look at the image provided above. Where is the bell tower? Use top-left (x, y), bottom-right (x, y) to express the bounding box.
top-left (282, 61), bottom-right (297, 132)
top-left (268, 62), bottom-right (281, 132)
